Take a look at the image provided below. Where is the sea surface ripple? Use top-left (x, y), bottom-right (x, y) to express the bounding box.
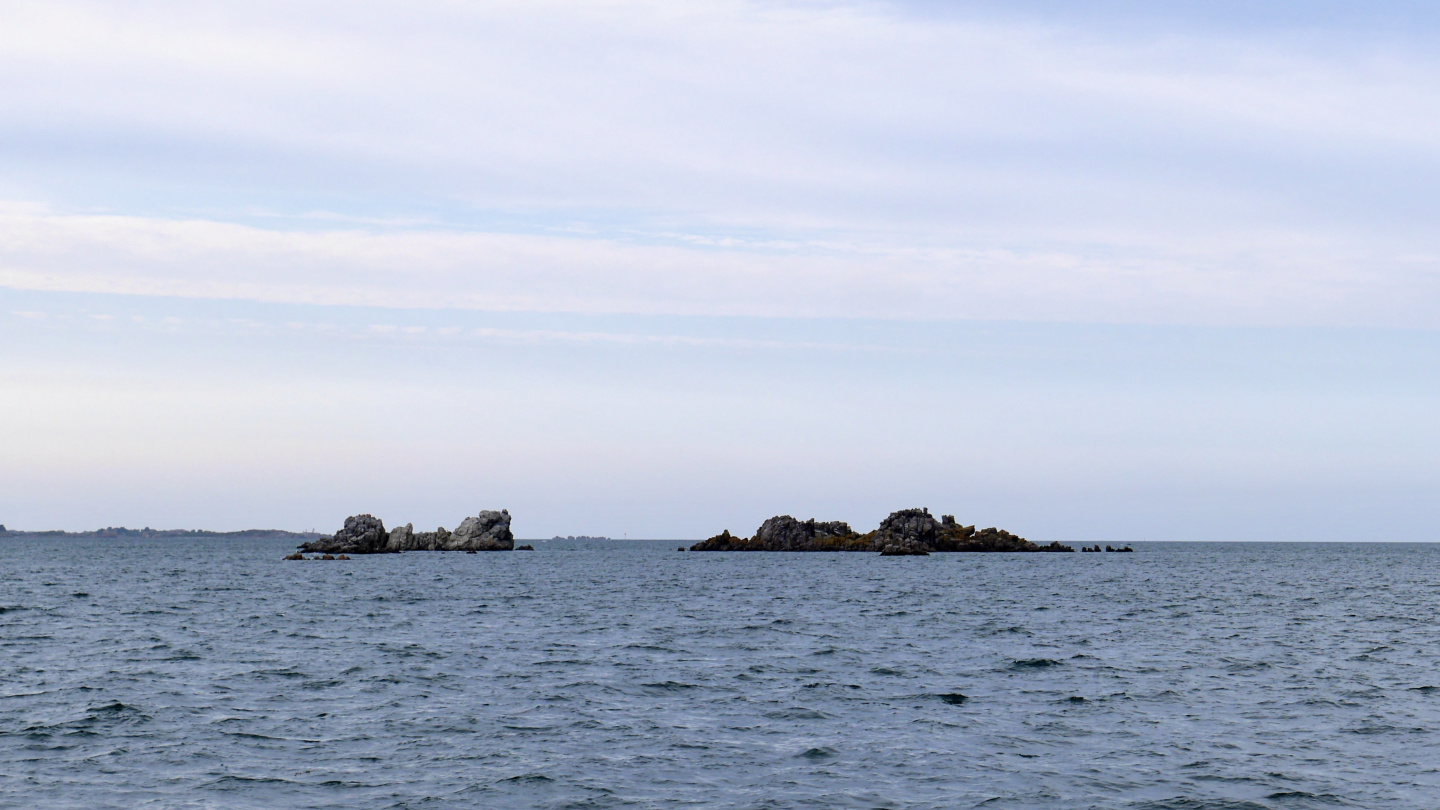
top-left (3, 539), bottom-right (1440, 809)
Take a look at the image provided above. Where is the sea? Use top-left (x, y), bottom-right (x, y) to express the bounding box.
top-left (2, 538), bottom-right (1439, 809)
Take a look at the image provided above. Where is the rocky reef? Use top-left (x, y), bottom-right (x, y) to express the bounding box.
top-left (299, 510), bottom-right (514, 554)
top-left (690, 508), bottom-right (1072, 553)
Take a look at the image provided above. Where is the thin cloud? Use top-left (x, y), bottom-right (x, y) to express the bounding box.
top-left (0, 207), bottom-right (1438, 328)
top-left (1, 2), bottom-right (1439, 325)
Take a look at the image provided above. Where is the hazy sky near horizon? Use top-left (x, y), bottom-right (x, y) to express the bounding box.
top-left (4, 1), bottom-right (1440, 539)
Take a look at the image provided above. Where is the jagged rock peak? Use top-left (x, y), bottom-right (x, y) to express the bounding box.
top-left (445, 510), bottom-right (514, 551)
top-left (872, 508), bottom-right (942, 550)
top-left (300, 514), bottom-right (388, 555)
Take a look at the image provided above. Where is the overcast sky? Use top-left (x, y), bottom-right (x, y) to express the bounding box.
top-left (4, 1), bottom-right (1440, 539)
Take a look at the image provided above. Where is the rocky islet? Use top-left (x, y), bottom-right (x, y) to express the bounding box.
top-left (297, 510), bottom-right (514, 555)
top-left (690, 508), bottom-right (1073, 553)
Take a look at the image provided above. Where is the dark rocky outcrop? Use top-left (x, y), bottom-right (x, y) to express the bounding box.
top-left (691, 516), bottom-right (863, 551)
top-left (301, 511), bottom-right (514, 554)
top-left (300, 514), bottom-right (389, 554)
top-left (690, 508), bottom-right (1072, 553)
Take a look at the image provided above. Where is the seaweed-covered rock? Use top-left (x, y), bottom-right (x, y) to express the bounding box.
top-left (690, 529), bottom-right (762, 551)
top-left (880, 544), bottom-right (930, 556)
top-left (301, 514), bottom-right (388, 554)
top-left (755, 516), bottom-right (861, 551)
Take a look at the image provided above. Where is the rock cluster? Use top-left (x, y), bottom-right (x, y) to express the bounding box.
top-left (690, 508), bottom-right (1072, 553)
top-left (299, 510), bottom-right (514, 554)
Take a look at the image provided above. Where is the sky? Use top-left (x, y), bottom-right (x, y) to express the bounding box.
top-left (3, 0), bottom-right (1440, 540)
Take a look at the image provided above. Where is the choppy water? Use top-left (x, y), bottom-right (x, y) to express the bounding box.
top-left (3, 539), bottom-right (1440, 809)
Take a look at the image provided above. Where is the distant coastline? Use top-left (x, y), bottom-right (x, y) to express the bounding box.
top-left (0, 525), bottom-right (323, 540)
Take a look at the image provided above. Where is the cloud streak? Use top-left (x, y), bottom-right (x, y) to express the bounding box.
top-left (2, 206), bottom-right (1440, 327)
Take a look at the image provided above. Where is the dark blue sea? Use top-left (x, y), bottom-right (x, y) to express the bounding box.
top-left (3, 539), bottom-right (1440, 809)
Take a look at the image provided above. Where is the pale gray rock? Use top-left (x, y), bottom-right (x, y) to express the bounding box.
top-left (411, 527), bottom-right (451, 551)
top-left (444, 510), bottom-right (514, 551)
top-left (386, 523), bottom-right (415, 552)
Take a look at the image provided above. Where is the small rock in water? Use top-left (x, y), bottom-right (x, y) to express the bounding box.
top-left (321, 554), bottom-right (336, 560)
top-left (337, 554), bottom-right (350, 560)
top-left (515, 544), bottom-right (535, 551)
top-left (284, 552), bottom-right (305, 561)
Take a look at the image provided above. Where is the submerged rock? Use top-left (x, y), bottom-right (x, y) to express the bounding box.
top-left (690, 508), bottom-right (1073, 553)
